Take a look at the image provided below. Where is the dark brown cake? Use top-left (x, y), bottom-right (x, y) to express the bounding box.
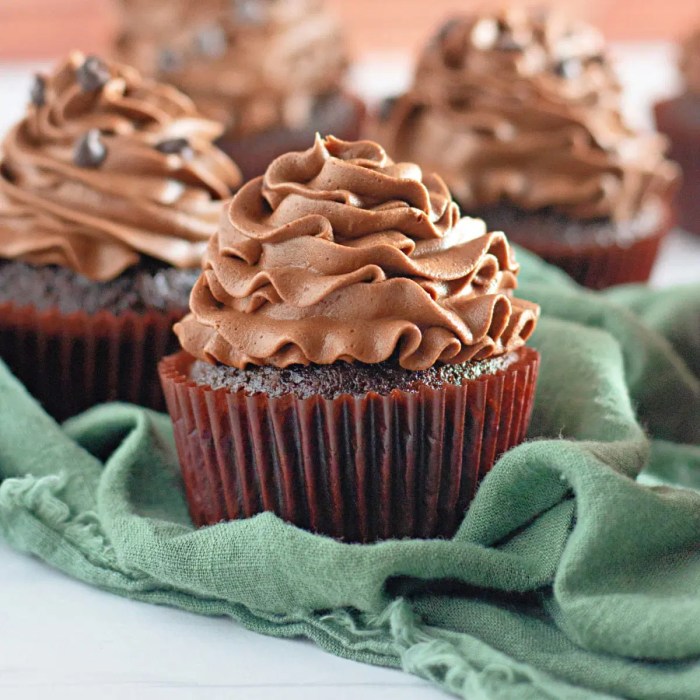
top-left (0, 260), bottom-right (198, 315)
top-left (190, 353), bottom-right (513, 400)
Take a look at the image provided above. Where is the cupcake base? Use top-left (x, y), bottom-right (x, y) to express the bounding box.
top-left (216, 92), bottom-right (366, 181)
top-left (159, 348), bottom-right (540, 542)
top-left (473, 201), bottom-right (671, 289)
top-left (654, 96), bottom-right (700, 236)
top-left (0, 303), bottom-right (183, 421)
top-left (0, 259), bottom-right (198, 315)
top-left (0, 261), bottom-right (196, 420)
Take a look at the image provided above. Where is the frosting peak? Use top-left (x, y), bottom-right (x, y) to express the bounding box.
top-left (175, 135), bottom-right (538, 371)
top-left (0, 52), bottom-right (241, 281)
top-left (380, 8), bottom-right (678, 222)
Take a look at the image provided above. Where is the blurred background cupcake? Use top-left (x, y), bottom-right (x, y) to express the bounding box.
top-left (655, 27), bottom-right (700, 236)
top-left (113, 0), bottom-right (366, 180)
top-left (379, 7), bottom-right (680, 289)
top-left (159, 135), bottom-right (540, 542)
top-left (0, 52), bottom-right (241, 420)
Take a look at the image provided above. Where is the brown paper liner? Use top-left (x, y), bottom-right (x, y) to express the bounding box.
top-left (655, 99), bottom-right (700, 236)
top-left (521, 222), bottom-right (670, 290)
top-left (0, 302), bottom-right (183, 421)
top-left (159, 347), bottom-right (540, 542)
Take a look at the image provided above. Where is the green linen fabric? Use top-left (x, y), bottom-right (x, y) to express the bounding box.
top-left (1, 250), bottom-right (699, 700)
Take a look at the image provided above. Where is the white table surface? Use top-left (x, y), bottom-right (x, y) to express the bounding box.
top-left (1, 45), bottom-right (699, 700)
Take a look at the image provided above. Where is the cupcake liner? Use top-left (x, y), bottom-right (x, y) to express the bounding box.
top-left (655, 100), bottom-right (700, 236)
top-left (0, 302), bottom-right (183, 421)
top-left (159, 347), bottom-right (540, 542)
top-left (518, 222), bottom-right (670, 290)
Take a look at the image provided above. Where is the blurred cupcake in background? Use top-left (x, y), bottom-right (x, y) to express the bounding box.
top-left (159, 135), bottom-right (540, 542)
top-left (379, 7), bottom-right (679, 289)
top-left (0, 52), bottom-right (241, 420)
top-left (655, 27), bottom-right (700, 236)
top-left (114, 0), bottom-right (365, 180)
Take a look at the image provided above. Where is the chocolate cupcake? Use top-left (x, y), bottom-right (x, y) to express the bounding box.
top-left (379, 8), bottom-right (679, 289)
top-left (114, 0), bottom-right (365, 180)
top-left (0, 52), bottom-right (241, 420)
top-left (655, 28), bottom-right (700, 235)
top-left (159, 135), bottom-right (540, 542)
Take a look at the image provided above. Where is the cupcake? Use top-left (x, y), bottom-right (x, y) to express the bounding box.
top-left (159, 135), bottom-right (540, 542)
top-left (379, 8), bottom-right (679, 289)
top-left (655, 27), bottom-right (700, 235)
top-left (0, 52), bottom-right (241, 420)
top-left (114, 0), bottom-right (365, 180)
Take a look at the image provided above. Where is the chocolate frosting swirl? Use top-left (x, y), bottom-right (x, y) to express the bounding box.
top-left (0, 52), bottom-right (241, 281)
top-left (681, 28), bottom-right (700, 96)
top-left (176, 136), bottom-right (538, 371)
top-left (115, 0), bottom-right (348, 137)
top-left (380, 7), bottom-right (678, 222)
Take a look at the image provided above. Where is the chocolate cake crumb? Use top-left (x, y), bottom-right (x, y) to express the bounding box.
top-left (471, 200), bottom-right (663, 247)
top-left (0, 259), bottom-right (198, 315)
top-left (190, 353), bottom-right (514, 400)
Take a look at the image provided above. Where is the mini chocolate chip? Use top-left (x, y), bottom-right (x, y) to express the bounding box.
top-left (74, 129), bottom-right (107, 168)
top-left (436, 18), bottom-right (468, 68)
top-left (495, 33), bottom-right (522, 52)
top-left (76, 56), bottom-right (111, 92)
top-left (156, 137), bottom-right (194, 160)
top-left (555, 58), bottom-right (583, 79)
top-left (378, 96), bottom-right (398, 122)
top-left (232, 0), bottom-right (266, 25)
top-left (158, 48), bottom-right (184, 74)
top-left (195, 24), bottom-right (228, 58)
top-left (435, 18), bottom-right (461, 44)
top-left (30, 74), bottom-right (46, 107)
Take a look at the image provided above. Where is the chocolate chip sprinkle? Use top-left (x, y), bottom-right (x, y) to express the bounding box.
top-left (74, 129), bottom-right (108, 168)
top-left (555, 57), bottom-right (583, 79)
top-left (495, 33), bottom-right (522, 52)
top-left (158, 48), bottom-right (184, 74)
top-left (76, 55), bottom-right (111, 92)
top-left (232, 0), bottom-right (266, 25)
top-left (378, 96), bottom-right (398, 122)
top-left (436, 17), bottom-right (461, 44)
top-left (156, 137), bottom-right (194, 160)
top-left (30, 74), bottom-right (46, 107)
top-left (195, 24), bottom-right (228, 58)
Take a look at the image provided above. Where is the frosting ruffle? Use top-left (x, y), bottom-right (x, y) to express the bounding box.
top-left (0, 52), bottom-right (241, 281)
top-left (380, 7), bottom-right (678, 222)
top-left (175, 135), bottom-right (539, 371)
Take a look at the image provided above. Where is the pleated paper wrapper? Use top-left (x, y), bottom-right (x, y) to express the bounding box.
top-left (527, 224), bottom-right (669, 290)
top-left (159, 347), bottom-right (540, 542)
top-left (0, 302), bottom-right (183, 421)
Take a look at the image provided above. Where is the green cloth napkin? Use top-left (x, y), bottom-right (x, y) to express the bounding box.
top-left (1, 250), bottom-right (699, 700)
